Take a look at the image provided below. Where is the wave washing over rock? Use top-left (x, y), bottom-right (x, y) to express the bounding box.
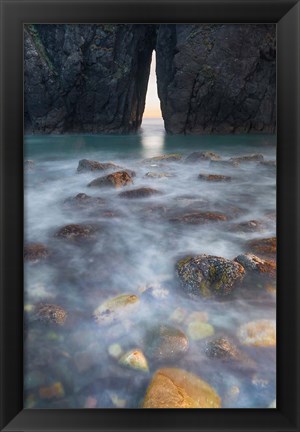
top-left (24, 24), bottom-right (276, 134)
top-left (24, 120), bottom-right (276, 409)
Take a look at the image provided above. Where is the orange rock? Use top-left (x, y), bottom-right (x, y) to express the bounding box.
top-left (246, 237), bottom-right (276, 259)
top-left (143, 368), bottom-right (221, 408)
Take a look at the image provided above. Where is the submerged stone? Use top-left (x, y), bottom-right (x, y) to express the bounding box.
top-left (143, 153), bottom-right (182, 163)
top-left (234, 253), bottom-right (276, 279)
top-left (142, 368), bottom-right (221, 408)
top-left (63, 193), bottom-right (106, 209)
top-left (205, 336), bottom-right (255, 370)
top-left (77, 159), bottom-right (120, 173)
top-left (246, 237), bottom-right (276, 259)
top-left (176, 254), bottom-right (245, 298)
top-left (119, 349), bottom-right (149, 372)
top-left (34, 303), bottom-right (68, 326)
top-left (187, 321), bottom-right (214, 340)
top-left (93, 294), bottom-right (139, 325)
top-left (54, 223), bottom-right (97, 240)
top-left (198, 174), bottom-right (232, 182)
top-left (170, 212), bottom-right (227, 224)
top-left (24, 243), bottom-right (49, 262)
top-left (145, 325), bottom-right (189, 361)
top-left (119, 187), bottom-right (161, 199)
top-left (230, 220), bottom-right (264, 233)
top-left (229, 153), bottom-right (264, 163)
top-left (237, 319), bottom-right (276, 347)
top-left (260, 160), bottom-right (276, 167)
top-left (88, 171), bottom-right (133, 188)
top-left (144, 171), bottom-right (174, 179)
top-left (185, 151), bottom-right (221, 163)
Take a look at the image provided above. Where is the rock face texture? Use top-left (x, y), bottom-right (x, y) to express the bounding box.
top-left (24, 24), bottom-right (276, 134)
top-left (156, 24), bottom-right (276, 134)
top-left (24, 24), bottom-right (156, 133)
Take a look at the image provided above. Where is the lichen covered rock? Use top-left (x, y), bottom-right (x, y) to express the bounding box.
top-left (142, 368), bottom-right (221, 408)
top-left (88, 171), bottom-right (133, 188)
top-left (176, 254), bottom-right (245, 298)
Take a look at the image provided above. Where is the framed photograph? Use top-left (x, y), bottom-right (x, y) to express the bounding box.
top-left (0, 0), bottom-right (299, 431)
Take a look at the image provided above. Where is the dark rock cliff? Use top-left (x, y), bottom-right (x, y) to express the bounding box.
top-left (24, 24), bottom-right (276, 135)
top-left (24, 24), bottom-right (156, 133)
top-left (156, 24), bottom-right (276, 134)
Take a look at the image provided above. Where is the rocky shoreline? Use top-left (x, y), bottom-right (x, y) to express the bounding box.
top-left (24, 147), bottom-right (276, 409)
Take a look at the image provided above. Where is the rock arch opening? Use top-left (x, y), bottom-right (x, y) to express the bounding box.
top-left (142, 51), bottom-right (162, 121)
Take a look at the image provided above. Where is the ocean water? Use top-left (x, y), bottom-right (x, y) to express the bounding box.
top-left (24, 118), bottom-right (276, 409)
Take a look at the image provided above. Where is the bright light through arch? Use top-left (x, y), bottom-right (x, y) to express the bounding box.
top-left (143, 51), bottom-right (162, 119)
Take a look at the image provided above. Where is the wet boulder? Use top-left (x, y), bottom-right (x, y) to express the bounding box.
top-left (229, 220), bottom-right (264, 233)
top-left (93, 294), bottom-right (139, 325)
top-left (119, 187), bottom-right (161, 199)
top-left (77, 159), bottom-right (120, 173)
top-left (260, 160), bottom-right (276, 167)
top-left (145, 325), bottom-right (189, 361)
top-left (246, 237), bottom-right (276, 259)
top-left (142, 368), bottom-right (221, 408)
top-left (237, 319), bottom-right (276, 347)
top-left (198, 174), bottom-right (232, 182)
top-left (54, 223), bottom-right (97, 240)
top-left (24, 243), bottom-right (49, 262)
top-left (63, 193), bottom-right (106, 209)
top-left (210, 159), bottom-right (240, 168)
top-left (34, 303), bottom-right (68, 326)
top-left (144, 172), bottom-right (174, 179)
top-left (143, 153), bottom-right (182, 163)
top-left (170, 211), bottom-right (227, 224)
top-left (229, 153), bottom-right (264, 163)
top-left (234, 253), bottom-right (276, 280)
top-left (185, 151), bottom-right (221, 163)
top-left (176, 254), bottom-right (245, 298)
top-left (88, 171), bottom-right (133, 189)
top-left (205, 336), bottom-right (256, 370)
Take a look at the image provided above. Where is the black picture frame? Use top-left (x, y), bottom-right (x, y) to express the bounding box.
top-left (0, 0), bottom-right (299, 431)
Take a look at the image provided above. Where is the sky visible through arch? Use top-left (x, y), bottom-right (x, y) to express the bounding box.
top-left (143, 51), bottom-right (162, 119)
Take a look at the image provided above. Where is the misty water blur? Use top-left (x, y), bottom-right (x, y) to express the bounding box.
top-left (24, 119), bottom-right (276, 409)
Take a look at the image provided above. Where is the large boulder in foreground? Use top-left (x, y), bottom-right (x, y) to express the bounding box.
top-left (88, 171), bottom-right (133, 189)
top-left (142, 368), bottom-right (221, 408)
top-left (176, 254), bottom-right (245, 298)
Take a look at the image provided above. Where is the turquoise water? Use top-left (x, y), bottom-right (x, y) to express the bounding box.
top-left (24, 119), bottom-right (276, 409)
